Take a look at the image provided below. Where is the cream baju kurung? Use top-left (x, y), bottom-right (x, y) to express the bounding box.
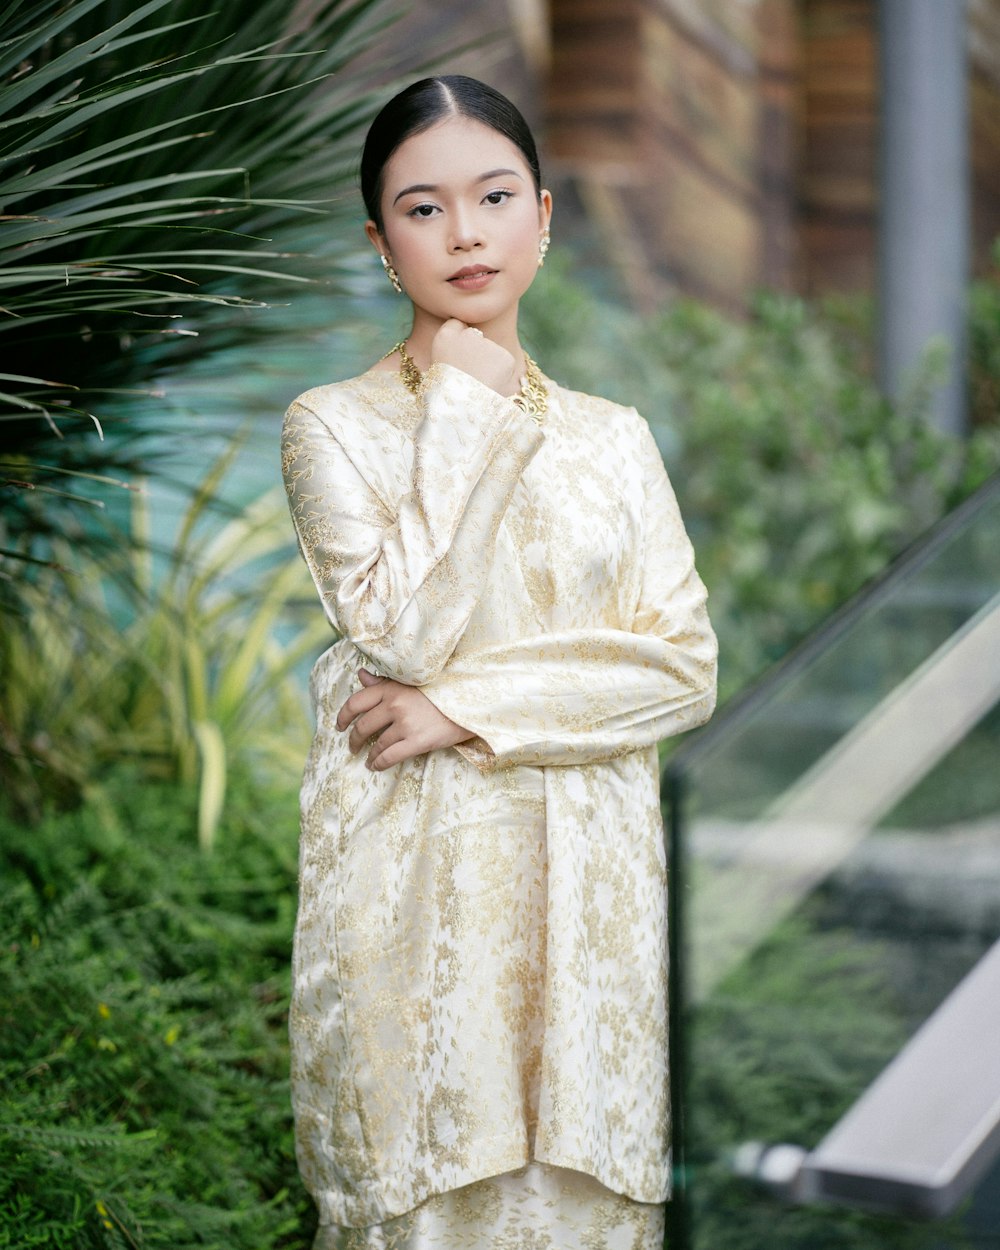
top-left (281, 363), bottom-right (717, 1245)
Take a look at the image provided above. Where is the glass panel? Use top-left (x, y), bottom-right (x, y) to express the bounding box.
top-left (665, 475), bottom-right (1000, 1250)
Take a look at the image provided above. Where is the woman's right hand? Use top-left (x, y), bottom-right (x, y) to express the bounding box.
top-left (431, 319), bottom-right (520, 397)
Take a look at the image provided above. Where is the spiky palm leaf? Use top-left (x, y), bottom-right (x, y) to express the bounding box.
top-left (0, 0), bottom-right (397, 572)
top-left (1, 461), bottom-right (333, 832)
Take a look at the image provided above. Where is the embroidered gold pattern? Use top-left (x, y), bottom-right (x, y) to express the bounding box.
top-left (281, 362), bottom-right (717, 1233)
top-left (315, 1160), bottom-right (666, 1248)
top-left (388, 341), bottom-right (548, 424)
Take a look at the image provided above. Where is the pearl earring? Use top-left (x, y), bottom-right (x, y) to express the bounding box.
top-left (380, 254), bottom-right (403, 294)
top-left (538, 228), bottom-right (551, 268)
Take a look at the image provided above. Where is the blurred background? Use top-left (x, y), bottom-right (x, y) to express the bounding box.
top-left (1, 2), bottom-right (998, 1246)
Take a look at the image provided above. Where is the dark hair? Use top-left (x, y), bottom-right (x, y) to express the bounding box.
top-left (360, 75), bottom-right (542, 232)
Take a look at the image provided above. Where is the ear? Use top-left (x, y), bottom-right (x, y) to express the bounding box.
top-left (365, 219), bottom-right (388, 257)
top-left (538, 189), bottom-right (553, 232)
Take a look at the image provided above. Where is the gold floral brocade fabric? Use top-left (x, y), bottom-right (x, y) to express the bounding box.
top-left (318, 1161), bottom-right (666, 1249)
top-left (280, 364), bottom-right (717, 1230)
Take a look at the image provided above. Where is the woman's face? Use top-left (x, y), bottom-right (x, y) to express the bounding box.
top-left (366, 115), bottom-right (552, 336)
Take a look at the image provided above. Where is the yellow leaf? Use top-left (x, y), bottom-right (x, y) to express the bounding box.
top-left (193, 718), bottom-right (226, 853)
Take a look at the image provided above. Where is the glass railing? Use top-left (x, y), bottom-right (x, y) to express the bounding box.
top-left (663, 473), bottom-right (1000, 1250)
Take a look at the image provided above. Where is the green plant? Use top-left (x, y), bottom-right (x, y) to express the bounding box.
top-left (0, 0), bottom-right (396, 575)
top-left (522, 264), bottom-right (999, 702)
top-left (0, 767), bottom-right (311, 1248)
top-left (968, 240), bottom-right (1000, 428)
top-left (0, 455), bottom-right (331, 841)
top-left (677, 911), bottom-right (976, 1249)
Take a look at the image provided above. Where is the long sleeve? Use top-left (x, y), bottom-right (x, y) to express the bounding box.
top-left (423, 417), bottom-right (717, 768)
top-left (287, 379), bottom-right (695, 1224)
top-left (281, 365), bottom-right (543, 685)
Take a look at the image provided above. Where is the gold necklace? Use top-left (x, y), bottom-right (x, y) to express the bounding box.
top-left (386, 340), bottom-right (548, 424)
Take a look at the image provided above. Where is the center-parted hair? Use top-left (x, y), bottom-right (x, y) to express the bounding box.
top-left (360, 75), bottom-right (542, 232)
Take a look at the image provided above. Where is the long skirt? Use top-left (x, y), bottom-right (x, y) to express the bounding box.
top-left (315, 1162), bottom-right (666, 1249)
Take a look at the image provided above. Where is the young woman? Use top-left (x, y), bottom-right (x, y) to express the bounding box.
top-left (281, 75), bottom-right (717, 1249)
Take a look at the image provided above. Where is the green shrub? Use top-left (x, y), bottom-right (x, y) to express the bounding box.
top-left (523, 260), bottom-right (1000, 702)
top-left (0, 768), bottom-right (311, 1249)
top-left (969, 241), bottom-right (1000, 428)
top-left (679, 911), bottom-right (974, 1249)
top-left (0, 459), bottom-right (330, 833)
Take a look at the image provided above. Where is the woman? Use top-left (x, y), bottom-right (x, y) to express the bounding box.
top-left (281, 75), bottom-right (717, 1249)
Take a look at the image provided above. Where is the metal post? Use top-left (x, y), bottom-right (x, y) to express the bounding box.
top-left (664, 764), bottom-right (691, 1250)
top-left (877, 0), bottom-right (969, 437)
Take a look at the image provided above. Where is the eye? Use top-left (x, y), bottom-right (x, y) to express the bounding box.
top-left (483, 188), bottom-right (514, 206)
top-left (406, 203), bottom-right (439, 219)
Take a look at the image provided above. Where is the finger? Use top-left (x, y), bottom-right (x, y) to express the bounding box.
top-left (349, 697), bottom-right (405, 751)
top-left (434, 318), bottom-right (465, 346)
top-left (368, 735), bottom-right (425, 771)
top-left (348, 705), bottom-right (394, 754)
top-left (363, 722), bottom-right (406, 767)
top-left (358, 667), bottom-right (382, 686)
top-left (336, 684), bottom-right (383, 731)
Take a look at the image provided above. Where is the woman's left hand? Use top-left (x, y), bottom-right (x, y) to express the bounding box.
top-left (336, 668), bottom-right (475, 770)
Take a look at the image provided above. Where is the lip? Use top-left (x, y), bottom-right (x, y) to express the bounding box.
top-left (447, 265), bottom-right (498, 289)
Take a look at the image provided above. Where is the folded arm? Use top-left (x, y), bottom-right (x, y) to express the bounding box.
top-left (422, 418), bottom-right (717, 768)
top-left (281, 364), bottom-right (543, 685)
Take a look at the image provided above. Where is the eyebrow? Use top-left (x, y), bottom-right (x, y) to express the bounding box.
top-left (392, 168), bottom-right (524, 206)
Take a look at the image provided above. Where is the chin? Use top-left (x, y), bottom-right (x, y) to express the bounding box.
top-left (438, 302), bottom-right (505, 326)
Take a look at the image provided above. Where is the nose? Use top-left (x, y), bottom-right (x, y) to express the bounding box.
top-left (448, 207), bottom-right (484, 253)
